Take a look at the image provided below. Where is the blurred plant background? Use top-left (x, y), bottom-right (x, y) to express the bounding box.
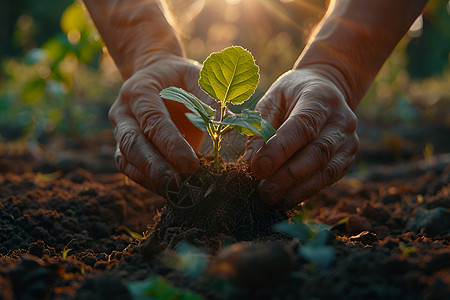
top-left (0, 0), bottom-right (449, 166)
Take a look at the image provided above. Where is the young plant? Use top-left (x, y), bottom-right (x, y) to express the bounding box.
top-left (160, 46), bottom-right (275, 171)
top-left (274, 211), bottom-right (335, 271)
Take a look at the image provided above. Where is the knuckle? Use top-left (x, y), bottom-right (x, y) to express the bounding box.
top-left (119, 78), bottom-right (137, 98)
top-left (292, 109), bottom-right (323, 142)
top-left (345, 110), bottom-right (358, 132)
top-left (140, 110), bottom-right (166, 140)
top-left (119, 129), bottom-right (140, 156)
top-left (114, 150), bottom-right (127, 174)
top-left (324, 160), bottom-right (340, 185)
top-left (352, 133), bottom-right (360, 152)
top-left (108, 101), bottom-right (120, 126)
top-left (312, 138), bottom-right (335, 167)
top-left (285, 164), bottom-right (298, 186)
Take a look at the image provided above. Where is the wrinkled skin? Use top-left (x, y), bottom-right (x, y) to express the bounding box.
top-left (242, 68), bottom-right (359, 208)
top-left (85, 0), bottom-right (427, 206)
top-left (109, 54), bottom-right (209, 193)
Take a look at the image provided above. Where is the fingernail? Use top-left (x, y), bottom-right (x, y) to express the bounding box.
top-left (254, 156), bottom-right (273, 178)
top-left (259, 181), bottom-right (280, 205)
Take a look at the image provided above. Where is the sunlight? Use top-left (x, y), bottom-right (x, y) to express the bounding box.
top-left (225, 0), bottom-right (242, 5)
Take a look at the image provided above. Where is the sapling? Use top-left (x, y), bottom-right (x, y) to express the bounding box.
top-left (160, 46), bottom-right (275, 171)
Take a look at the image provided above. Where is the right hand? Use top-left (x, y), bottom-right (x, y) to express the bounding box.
top-left (242, 68), bottom-right (359, 208)
top-left (109, 53), bottom-right (211, 194)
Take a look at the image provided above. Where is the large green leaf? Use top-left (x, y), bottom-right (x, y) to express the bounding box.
top-left (199, 46), bottom-right (259, 105)
top-left (221, 109), bottom-right (275, 142)
top-left (160, 87), bottom-right (216, 124)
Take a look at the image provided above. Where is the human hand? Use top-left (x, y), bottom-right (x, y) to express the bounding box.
top-left (242, 68), bottom-right (359, 208)
top-left (109, 53), bottom-right (212, 193)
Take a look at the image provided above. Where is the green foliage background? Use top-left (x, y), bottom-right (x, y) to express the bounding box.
top-left (0, 0), bottom-right (448, 143)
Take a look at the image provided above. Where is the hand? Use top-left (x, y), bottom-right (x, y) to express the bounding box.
top-left (242, 68), bottom-right (359, 208)
top-left (109, 53), bottom-right (210, 194)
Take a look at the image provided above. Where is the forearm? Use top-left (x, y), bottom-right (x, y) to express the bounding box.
top-left (294, 0), bottom-right (428, 111)
top-left (83, 0), bottom-right (183, 79)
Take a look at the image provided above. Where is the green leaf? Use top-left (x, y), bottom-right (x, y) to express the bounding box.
top-left (259, 119), bottom-right (276, 142)
top-left (199, 46), bottom-right (259, 105)
top-left (160, 87), bottom-right (216, 125)
top-left (121, 226), bottom-right (144, 240)
top-left (222, 109), bottom-right (275, 142)
top-left (185, 113), bottom-right (208, 132)
top-left (299, 245), bottom-right (335, 270)
top-left (173, 242), bottom-right (208, 278)
top-left (127, 276), bottom-right (204, 300)
top-left (273, 220), bottom-right (312, 243)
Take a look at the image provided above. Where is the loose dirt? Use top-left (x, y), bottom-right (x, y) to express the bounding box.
top-left (0, 139), bottom-right (449, 299)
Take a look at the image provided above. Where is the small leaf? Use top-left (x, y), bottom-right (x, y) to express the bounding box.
top-left (127, 276), bottom-right (204, 300)
top-left (61, 248), bottom-right (72, 260)
top-left (259, 119), bottom-right (276, 142)
top-left (299, 245), bottom-right (335, 270)
top-left (173, 242), bottom-right (209, 278)
top-left (199, 46), bottom-right (259, 105)
top-left (273, 221), bottom-right (312, 243)
top-left (121, 226), bottom-right (144, 240)
top-left (222, 109), bottom-right (275, 142)
top-left (185, 113), bottom-right (208, 132)
top-left (160, 87), bottom-right (215, 124)
top-left (222, 109), bottom-right (262, 134)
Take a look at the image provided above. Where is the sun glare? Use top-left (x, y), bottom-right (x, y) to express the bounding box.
top-left (225, 0), bottom-right (242, 5)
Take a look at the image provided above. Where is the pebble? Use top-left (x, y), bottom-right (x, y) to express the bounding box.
top-left (345, 214), bottom-right (372, 235)
top-left (407, 207), bottom-right (450, 236)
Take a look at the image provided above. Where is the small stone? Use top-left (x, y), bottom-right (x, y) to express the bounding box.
top-left (407, 207), bottom-right (450, 236)
top-left (348, 231), bottom-right (378, 245)
top-left (345, 214), bottom-right (372, 235)
top-left (209, 242), bottom-right (293, 287)
top-left (359, 203), bottom-right (390, 223)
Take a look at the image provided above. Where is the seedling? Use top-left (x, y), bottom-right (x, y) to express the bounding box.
top-left (120, 225), bottom-right (144, 240)
top-left (127, 276), bottom-right (204, 300)
top-left (274, 211), bottom-right (335, 271)
top-left (61, 239), bottom-right (75, 260)
top-left (160, 46), bottom-right (275, 171)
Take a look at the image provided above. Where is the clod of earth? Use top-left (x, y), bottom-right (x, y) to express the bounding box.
top-left (145, 157), bottom-right (289, 250)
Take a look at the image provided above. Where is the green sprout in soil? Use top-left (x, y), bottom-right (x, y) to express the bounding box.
top-left (160, 46), bottom-right (275, 171)
top-left (61, 239), bottom-right (75, 260)
top-left (120, 225), bottom-right (144, 240)
top-left (274, 212), bottom-right (335, 271)
top-left (127, 276), bottom-right (204, 300)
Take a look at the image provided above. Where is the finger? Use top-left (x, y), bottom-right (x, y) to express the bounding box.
top-left (240, 135), bottom-right (265, 163)
top-left (258, 126), bottom-right (351, 204)
top-left (114, 147), bottom-right (180, 194)
top-left (276, 135), bottom-right (358, 209)
top-left (112, 107), bottom-right (180, 194)
top-left (122, 80), bottom-right (199, 174)
top-left (252, 100), bottom-right (331, 179)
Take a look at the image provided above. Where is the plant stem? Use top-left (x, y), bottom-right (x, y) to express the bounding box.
top-left (212, 133), bottom-right (221, 171)
top-left (210, 102), bottom-right (228, 171)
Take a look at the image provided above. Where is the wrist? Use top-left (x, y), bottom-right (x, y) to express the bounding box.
top-left (84, 0), bottom-right (183, 79)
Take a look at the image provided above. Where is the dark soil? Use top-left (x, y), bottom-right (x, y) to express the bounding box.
top-left (156, 156), bottom-right (288, 241)
top-left (0, 134), bottom-right (449, 299)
